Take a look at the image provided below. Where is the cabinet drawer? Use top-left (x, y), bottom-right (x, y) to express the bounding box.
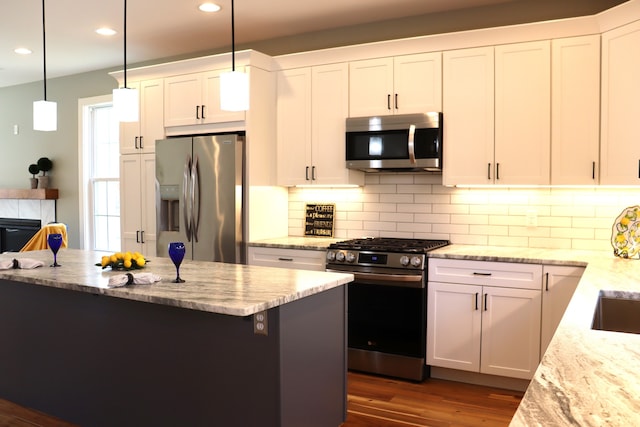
top-left (247, 247), bottom-right (326, 271)
top-left (428, 258), bottom-right (542, 290)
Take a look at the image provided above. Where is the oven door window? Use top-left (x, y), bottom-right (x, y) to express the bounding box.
top-left (348, 282), bottom-right (425, 358)
top-left (346, 128), bottom-right (440, 161)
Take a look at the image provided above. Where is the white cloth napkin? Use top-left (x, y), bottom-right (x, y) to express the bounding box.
top-left (0, 258), bottom-right (45, 270)
top-left (108, 272), bottom-right (162, 288)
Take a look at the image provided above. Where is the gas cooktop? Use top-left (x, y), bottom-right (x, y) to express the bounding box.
top-left (328, 237), bottom-right (449, 254)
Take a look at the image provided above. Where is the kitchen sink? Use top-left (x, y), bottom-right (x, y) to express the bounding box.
top-left (592, 291), bottom-right (640, 334)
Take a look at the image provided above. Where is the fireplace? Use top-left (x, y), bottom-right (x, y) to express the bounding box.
top-left (0, 218), bottom-right (42, 253)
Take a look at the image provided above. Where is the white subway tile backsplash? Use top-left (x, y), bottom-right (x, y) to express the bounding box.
top-left (287, 181), bottom-right (640, 250)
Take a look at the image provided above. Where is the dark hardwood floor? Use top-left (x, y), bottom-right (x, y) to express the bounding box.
top-left (0, 371), bottom-right (523, 426)
top-left (343, 371), bottom-right (523, 427)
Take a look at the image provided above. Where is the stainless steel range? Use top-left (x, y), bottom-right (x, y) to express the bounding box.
top-left (326, 237), bottom-right (449, 381)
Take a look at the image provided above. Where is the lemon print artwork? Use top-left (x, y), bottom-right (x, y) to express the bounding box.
top-left (612, 205), bottom-right (640, 258)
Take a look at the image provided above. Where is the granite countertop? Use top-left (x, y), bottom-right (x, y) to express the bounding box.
top-left (429, 244), bottom-right (640, 426)
top-left (0, 249), bottom-right (353, 317)
top-left (249, 236), bottom-right (342, 250)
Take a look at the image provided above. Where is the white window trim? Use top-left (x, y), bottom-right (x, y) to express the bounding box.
top-left (77, 94), bottom-right (113, 250)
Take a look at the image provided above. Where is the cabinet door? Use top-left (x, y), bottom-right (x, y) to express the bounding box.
top-left (495, 40), bottom-right (551, 185)
top-left (119, 81), bottom-right (141, 155)
top-left (139, 79), bottom-right (164, 154)
top-left (480, 286), bottom-right (542, 380)
top-left (394, 52), bottom-right (442, 114)
top-left (201, 68), bottom-right (246, 124)
top-left (164, 73), bottom-right (202, 127)
top-left (442, 47), bottom-right (495, 185)
top-left (311, 63), bottom-right (363, 186)
top-left (541, 265), bottom-right (584, 357)
top-left (140, 153), bottom-right (157, 256)
top-left (551, 36), bottom-right (600, 184)
top-left (119, 154), bottom-right (142, 253)
top-left (349, 57), bottom-right (394, 117)
top-left (276, 68), bottom-right (312, 186)
top-left (427, 281), bottom-right (481, 372)
top-left (601, 20), bottom-right (640, 184)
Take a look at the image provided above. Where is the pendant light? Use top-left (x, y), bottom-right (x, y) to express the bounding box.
top-left (220, 0), bottom-right (249, 111)
top-left (112, 0), bottom-right (139, 122)
top-left (33, 0), bottom-right (57, 131)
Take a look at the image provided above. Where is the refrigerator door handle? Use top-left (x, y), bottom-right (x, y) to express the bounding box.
top-left (183, 155), bottom-right (192, 242)
top-left (191, 155), bottom-right (200, 243)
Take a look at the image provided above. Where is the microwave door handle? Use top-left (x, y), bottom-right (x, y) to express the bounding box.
top-left (408, 124), bottom-right (416, 165)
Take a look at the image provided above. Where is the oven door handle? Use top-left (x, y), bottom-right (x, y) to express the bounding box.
top-left (327, 269), bottom-right (424, 288)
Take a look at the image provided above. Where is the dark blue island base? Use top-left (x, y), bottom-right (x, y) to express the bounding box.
top-left (0, 279), bottom-right (347, 427)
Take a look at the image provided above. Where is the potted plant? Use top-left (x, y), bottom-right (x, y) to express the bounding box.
top-left (36, 157), bottom-right (53, 189)
top-left (28, 164), bottom-right (39, 189)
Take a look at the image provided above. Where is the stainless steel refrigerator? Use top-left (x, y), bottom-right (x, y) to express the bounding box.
top-left (155, 134), bottom-right (246, 263)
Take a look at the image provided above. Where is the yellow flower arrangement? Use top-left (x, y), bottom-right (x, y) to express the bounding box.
top-left (97, 251), bottom-right (148, 270)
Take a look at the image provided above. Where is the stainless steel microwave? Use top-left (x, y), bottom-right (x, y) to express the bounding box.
top-left (345, 112), bottom-right (442, 172)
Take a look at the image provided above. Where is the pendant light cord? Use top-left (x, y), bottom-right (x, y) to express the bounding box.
top-left (41, 0), bottom-right (47, 100)
top-left (231, 0), bottom-right (235, 71)
top-left (123, 0), bottom-right (128, 89)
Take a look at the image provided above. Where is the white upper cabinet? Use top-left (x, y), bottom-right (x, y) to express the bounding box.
top-left (120, 79), bottom-right (164, 155)
top-left (495, 40), bottom-right (551, 185)
top-left (349, 52), bottom-right (442, 117)
top-left (442, 47), bottom-right (495, 186)
top-left (551, 35), bottom-right (601, 185)
top-left (277, 63), bottom-right (364, 186)
top-left (601, 20), bottom-right (640, 185)
top-left (164, 68), bottom-right (245, 127)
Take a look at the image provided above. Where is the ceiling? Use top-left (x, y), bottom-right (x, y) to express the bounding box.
top-left (0, 0), bottom-right (627, 88)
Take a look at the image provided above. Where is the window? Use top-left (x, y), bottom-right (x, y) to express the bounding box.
top-left (79, 95), bottom-right (121, 252)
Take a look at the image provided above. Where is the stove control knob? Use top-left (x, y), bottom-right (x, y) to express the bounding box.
top-left (326, 251), bottom-right (336, 261)
top-left (400, 256), bottom-right (410, 266)
top-left (346, 252), bottom-right (356, 263)
top-left (336, 251), bottom-right (346, 262)
top-left (410, 256), bottom-right (422, 267)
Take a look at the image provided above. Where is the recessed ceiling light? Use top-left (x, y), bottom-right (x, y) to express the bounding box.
top-left (199, 2), bottom-right (221, 13)
top-left (14, 47), bottom-right (32, 55)
top-left (96, 27), bottom-right (117, 36)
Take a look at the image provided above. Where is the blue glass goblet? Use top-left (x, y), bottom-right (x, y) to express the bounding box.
top-left (168, 242), bottom-right (186, 283)
top-left (47, 233), bottom-right (63, 267)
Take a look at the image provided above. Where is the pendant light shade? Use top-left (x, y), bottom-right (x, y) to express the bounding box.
top-left (33, 0), bottom-right (57, 131)
top-left (113, 0), bottom-right (139, 122)
top-left (220, 0), bottom-right (249, 111)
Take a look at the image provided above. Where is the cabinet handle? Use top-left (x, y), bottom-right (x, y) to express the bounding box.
top-left (278, 257), bottom-right (294, 262)
top-left (136, 230), bottom-right (140, 243)
top-left (395, 93), bottom-right (398, 110)
top-left (484, 293), bottom-right (488, 311)
top-left (387, 94), bottom-right (391, 110)
top-left (496, 163), bottom-right (500, 180)
top-left (140, 230), bottom-right (145, 244)
top-left (134, 136), bottom-right (139, 150)
top-left (487, 163), bottom-right (491, 180)
top-left (305, 166), bottom-right (310, 181)
top-left (473, 272), bottom-right (492, 276)
top-left (201, 105), bottom-right (206, 119)
top-left (312, 166), bottom-right (316, 180)
top-left (545, 272), bottom-right (549, 291)
top-left (592, 161), bottom-right (596, 180)
top-left (638, 159), bottom-right (640, 179)
top-left (139, 136), bottom-right (144, 149)
top-left (475, 292), bottom-right (479, 310)
top-left (196, 105), bottom-right (201, 119)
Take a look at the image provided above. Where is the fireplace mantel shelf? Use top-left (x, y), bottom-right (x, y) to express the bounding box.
top-left (0, 189), bottom-right (58, 200)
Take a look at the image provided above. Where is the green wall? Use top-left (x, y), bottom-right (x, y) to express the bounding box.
top-left (0, 70), bottom-right (116, 248)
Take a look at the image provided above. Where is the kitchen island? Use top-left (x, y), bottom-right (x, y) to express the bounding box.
top-left (0, 249), bottom-right (353, 427)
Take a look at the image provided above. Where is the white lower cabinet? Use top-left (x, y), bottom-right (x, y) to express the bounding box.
top-left (247, 247), bottom-right (325, 271)
top-left (427, 259), bottom-right (542, 380)
top-left (540, 265), bottom-right (584, 358)
top-left (120, 153), bottom-right (156, 256)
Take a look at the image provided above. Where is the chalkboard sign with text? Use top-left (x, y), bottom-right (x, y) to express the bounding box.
top-left (304, 204), bottom-right (335, 237)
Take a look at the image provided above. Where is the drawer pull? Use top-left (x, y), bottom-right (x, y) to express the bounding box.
top-left (278, 257), bottom-right (294, 262)
top-left (473, 272), bottom-right (492, 276)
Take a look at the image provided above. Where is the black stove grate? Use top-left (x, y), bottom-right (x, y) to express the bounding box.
top-left (328, 237), bottom-right (449, 253)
